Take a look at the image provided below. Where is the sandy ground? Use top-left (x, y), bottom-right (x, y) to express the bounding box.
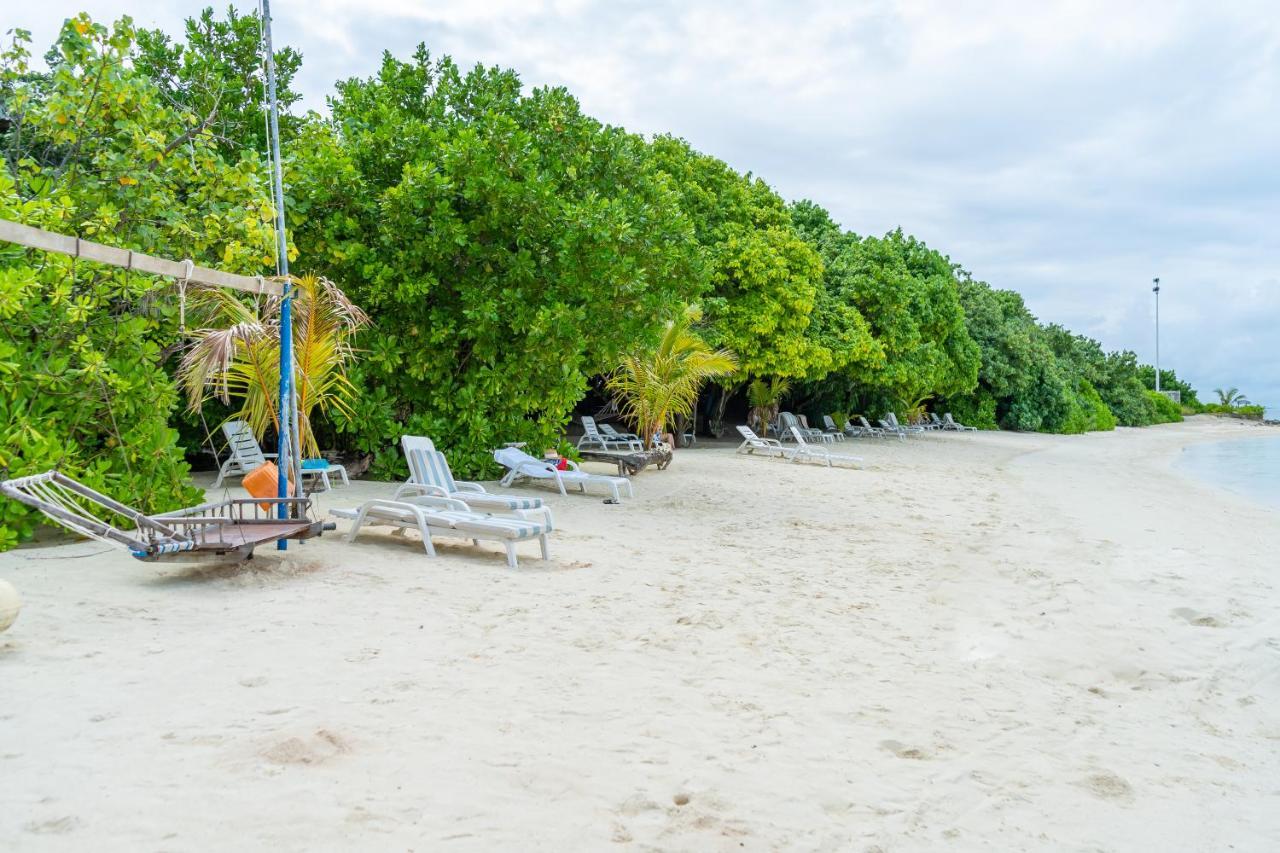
top-left (1, 416), bottom-right (1278, 851)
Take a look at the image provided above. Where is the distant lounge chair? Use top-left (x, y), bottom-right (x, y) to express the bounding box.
top-left (494, 446), bottom-right (633, 502)
top-left (927, 413), bottom-right (946, 429)
top-left (599, 421), bottom-right (648, 449)
top-left (578, 416), bottom-right (643, 451)
top-left (857, 416), bottom-right (892, 439)
top-left (822, 415), bottom-right (852, 441)
top-left (943, 413), bottom-right (978, 431)
top-left (885, 412), bottom-right (926, 438)
top-left (330, 495), bottom-right (550, 568)
top-left (212, 419), bottom-right (348, 491)
top-left (779, 412), bottom-right (831, 444)
top-left (396, 441), bottom-right (553, 528)
top-left (735, 425), bottom-right (790, 458)
top-left (787, 426), bottom-right (863, 467)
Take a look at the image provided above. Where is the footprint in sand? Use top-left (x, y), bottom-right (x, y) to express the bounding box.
top-left (1081, 771), bottom-right (1134, 803)
top-left (1171, 607), bottom-right (1221, 627)
top-left (880, 739), bottom-right (928, 760)
top-left (262, 729), bottom-right (351, 765)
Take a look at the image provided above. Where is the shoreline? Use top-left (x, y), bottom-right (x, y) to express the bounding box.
top-left (2, 419), bottom-right (1278, 850)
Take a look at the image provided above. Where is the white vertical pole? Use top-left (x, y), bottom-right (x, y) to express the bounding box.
top-left (1152, 277), bottom-right (1161, 393)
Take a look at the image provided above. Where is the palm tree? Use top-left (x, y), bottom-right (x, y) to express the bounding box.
top-left (746, 376), bottom-right (790, 434)
top-left (1214, 387), bottom-right (1248, 407)
top-left (607, 306), bottom-right (737, 448)
top-left (178, 273), bottom-right (368, 457)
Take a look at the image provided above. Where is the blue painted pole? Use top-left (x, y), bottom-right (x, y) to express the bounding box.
top-left (262, 0), bottom-right (294, 549)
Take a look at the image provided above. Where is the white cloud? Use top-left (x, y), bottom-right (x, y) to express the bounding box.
top-left (14, 0), bottom-right (1280, 410)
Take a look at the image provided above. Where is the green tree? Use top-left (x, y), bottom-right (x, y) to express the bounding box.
top-left (289, 48), bottom-right (703, 477)
top-left (133, 5), bottom-right (303, 158)
top-left (0, 15), bottom-right (279, 549)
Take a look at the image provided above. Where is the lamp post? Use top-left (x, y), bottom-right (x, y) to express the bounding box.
top-left (1152, 277), bottom-right (1161, 393)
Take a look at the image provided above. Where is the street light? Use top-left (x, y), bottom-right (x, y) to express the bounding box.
top-left (1152, 277), bottom-right (1161, 393)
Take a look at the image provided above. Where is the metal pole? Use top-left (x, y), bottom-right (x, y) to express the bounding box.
top-left (262, 0), bottom-right (295, 549)
top-left (1152, 277), bottom-right (1161, 393)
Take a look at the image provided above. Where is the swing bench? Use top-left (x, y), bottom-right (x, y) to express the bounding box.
top-left (0, 470), bottom-right (325, 562)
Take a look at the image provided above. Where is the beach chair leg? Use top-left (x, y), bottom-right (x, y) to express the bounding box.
top-left (212, 460), bottom-right (234, 489)
top-left (539, 534), bottom-right (549, 561)
top-left (505, 542), bottom-right (518, 569)
top-left (337, 466), bottom-right (349, 486)
top-left (414, 518), bottom-right (437, 557)
top-left (346, 506), bottom-right (371, 543)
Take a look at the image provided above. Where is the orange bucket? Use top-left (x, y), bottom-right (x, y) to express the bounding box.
top-left (243, 462), bottom-right (294, 510)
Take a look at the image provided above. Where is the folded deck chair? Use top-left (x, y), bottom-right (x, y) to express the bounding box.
top-left (494, 446), bottom-right (633, 502)
top-left (0, 470), bottom-right (322, 561)
top-left (212, 420), bottom-right (349, 491)
top-left (577, 416), bottom-right (643, 452)
top-left (787, 427), bottom-right (864, 467)
top-left (395, 441), bottom-right (553, 528)
top-left (735, 425), bottom-right (789, 457)
top-left (943, 413), bottom-right (978, 431)
top-left (330, 496), bottom-right (549, 568)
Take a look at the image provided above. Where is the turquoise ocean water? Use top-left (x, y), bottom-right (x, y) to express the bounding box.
top-left (1177, 434), bottom-right (1280, 510)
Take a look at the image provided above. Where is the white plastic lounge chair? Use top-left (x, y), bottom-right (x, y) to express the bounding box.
top-left (735, 425), bottom-right (789, 457)
top-left (395, 442), bottom-right (553, 528)
top-left (857, 416), bottom-right (891, 439)
top-left (788, 426), bottom-right (864, 467)
top-left (330, 495), bottom-right (550, 568)
top-left (779, 412), bottom-right (828, 443)
top-left (886, 412), bottom-right (926, 436)
top-left (821, 415), bottom-right (849, 441)
top-left (494, 446), bottom-right (633, 502)
top-left (598, 422), bottom-right (647, 449)
top-left (927, 412), bottom-right (946, 429)
top-left (0, 470), bottom-right (322, 561)
top-left (943, 413), bottom-right (978, 431)
top-left (578, 415), bottom-right (643, 451)
top-left (212, 420), bottom-right (348, 491)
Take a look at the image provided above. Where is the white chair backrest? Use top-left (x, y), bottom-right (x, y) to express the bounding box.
top-left (581, 416), bottom-right (603, 438)
top-left (401, 435), bottom-right (436, 481)
top-left (886, 412), bottom-right (900, 427)
top-left (736, 425), bottom-right (763, 442)
top-left (823, 415), bottom-right (838, 431)
top-left (407, 447), bottom-right (457, 494)
top-left (788, 425), bottom-right (810, 445)
top-left (223, 420), bottom-right (267, 468)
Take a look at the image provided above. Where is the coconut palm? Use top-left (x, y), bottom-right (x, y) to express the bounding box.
top-left (178, 273), bottom-right (368, 458)
top-left (607, 306), bottom-right (737, 448)
top-left (746, 376), bottom-right (790, 434)
top-left (1214, 387), bottom-right (1248, 407)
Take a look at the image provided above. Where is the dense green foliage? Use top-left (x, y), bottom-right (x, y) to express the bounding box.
top-left (288, 49), bottom-right (704, 477)
top-left (0, 9), bottom-right (1233, 549)
top-left (0, 15), bottom-right (277, 547)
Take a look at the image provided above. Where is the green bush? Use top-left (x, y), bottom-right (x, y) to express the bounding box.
top-left (1144, 390), bottom-right (1184, 424)
top-left (0, 17), bottom-right (276, 549)
top-left (1203, 403), bottom-right (1265, 420)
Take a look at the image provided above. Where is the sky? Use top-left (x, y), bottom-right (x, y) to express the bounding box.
top-left (16, 1), bottom-right (1280, 412)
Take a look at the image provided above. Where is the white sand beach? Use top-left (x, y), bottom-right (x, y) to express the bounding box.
top-left (1, 417), bottom-right (1278, 851)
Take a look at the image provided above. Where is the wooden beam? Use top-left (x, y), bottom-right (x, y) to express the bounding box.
top-left (0, 218), bottom-right (283, 297)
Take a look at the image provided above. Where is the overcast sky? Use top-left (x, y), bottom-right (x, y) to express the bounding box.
top-left (17, 1), bottom-right (1280, 410)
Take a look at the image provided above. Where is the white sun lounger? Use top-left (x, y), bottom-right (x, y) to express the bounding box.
top-left (330, 495), bottom-right (550, 568)
top-left (578, 416), bottom-right (643, 451)
top-left (494, 446), bottom-right (633, 502)
top-left (787, 426), bottom-right (864, 467)
top-left (735, 425), bottom-right (790, 457)
top-left (943, 413), bottom-right (978, 431)
top-left (212, 419), bottom-right (348, 491)
top-left (396, 442), bottom-right (554, 528)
